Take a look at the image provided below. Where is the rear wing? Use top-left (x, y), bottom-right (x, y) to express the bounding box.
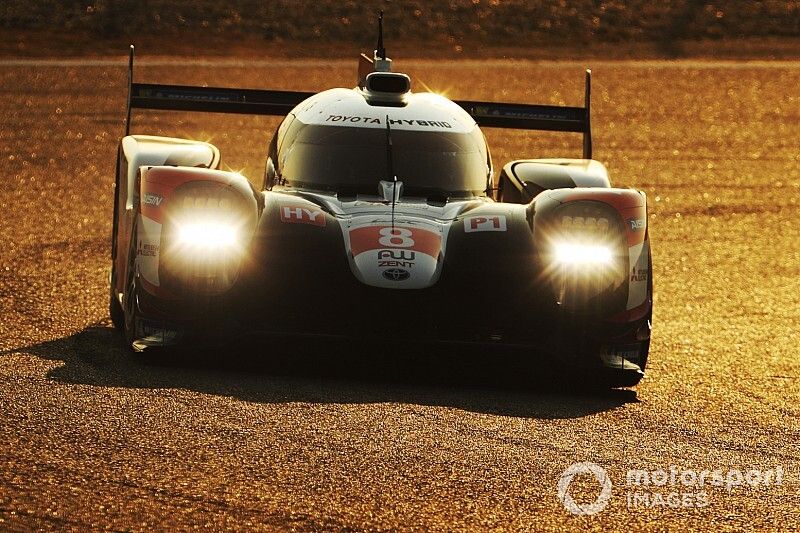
top-left (125, 46), bottom-right (593, 158)
top-left (455, 77), bottom-right (591, 159)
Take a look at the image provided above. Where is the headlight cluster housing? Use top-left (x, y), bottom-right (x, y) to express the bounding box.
top-left (537, 201), bottom-right (628, 312)
top-left (159, 181), bottom-right (257, 295)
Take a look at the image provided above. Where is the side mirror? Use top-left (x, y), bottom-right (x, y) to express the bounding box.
top-left (263, 157), bottom-right (277, 190)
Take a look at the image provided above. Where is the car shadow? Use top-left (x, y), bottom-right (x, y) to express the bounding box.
top-left (2, 322), bottom-right (639, 419)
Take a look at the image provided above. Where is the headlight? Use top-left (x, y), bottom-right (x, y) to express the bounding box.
top-left (176, 221), bottom-right (240, 251)
top-left (537, 202), bottom-right (629, 312)
top-left (554, 243), bottom-right (613, 266)
top-left (159, 181), bottom-right (257, 295)
top-left (548, 239), bottom-right (622, 311)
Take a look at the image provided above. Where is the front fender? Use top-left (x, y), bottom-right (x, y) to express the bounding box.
top-left (530, 188), bottom-right (650, 317)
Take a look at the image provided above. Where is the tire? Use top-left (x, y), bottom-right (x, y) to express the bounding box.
top-left (109, 150), bottom-right (124, 330)
top-left (109, 277), bottom-right (124, 330)
top-left (121, 220), bottom-right (177, 363)
top-left (638, 243), bottom-right (654, 372)
top-left (122, 219), bottom-right (141, 351)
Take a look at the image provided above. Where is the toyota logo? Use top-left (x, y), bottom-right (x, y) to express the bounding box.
top-left (382, 268), bottom-right (410, 281)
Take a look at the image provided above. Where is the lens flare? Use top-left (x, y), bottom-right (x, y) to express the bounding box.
top-left (554, 243), bottom-right (613, 265)
top-left (177, 222), bottom-right (239, 249)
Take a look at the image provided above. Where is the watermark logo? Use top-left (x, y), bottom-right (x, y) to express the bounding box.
top-left (556, 462), bottom-right (613, 516)
top-left (557, 462), bottom-right (785, 515)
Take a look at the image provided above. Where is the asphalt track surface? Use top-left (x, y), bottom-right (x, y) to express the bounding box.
top-left (1, 58), bottom-right (799, 531)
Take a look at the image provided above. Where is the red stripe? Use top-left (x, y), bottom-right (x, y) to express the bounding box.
top-left (560, 190), bottom-right (644, 210)
top-left (349, 226), bottom-right (441, 258)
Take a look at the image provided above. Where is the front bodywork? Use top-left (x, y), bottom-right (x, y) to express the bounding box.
top-left (118, 164), bottom-right (651, 384)
top-left (113, 47), bottom-right (651, 386)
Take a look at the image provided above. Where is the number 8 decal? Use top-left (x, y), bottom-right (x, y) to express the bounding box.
top-left (378, 227), bottom-right (415, 247)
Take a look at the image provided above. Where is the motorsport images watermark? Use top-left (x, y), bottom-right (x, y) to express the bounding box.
top-left (556, 461), bottom-right (786, 515)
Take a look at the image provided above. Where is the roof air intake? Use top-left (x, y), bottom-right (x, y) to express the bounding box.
top-left (366, 72), bottom-right (411, 94)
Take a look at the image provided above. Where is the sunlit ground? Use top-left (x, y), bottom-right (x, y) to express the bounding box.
top-left (0, 59), bottom-right (798, 529)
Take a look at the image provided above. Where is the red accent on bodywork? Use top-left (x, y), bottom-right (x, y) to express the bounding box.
top-left (558, 190), bottom-right (644, 210)
top-left (279, 205), bottom-right (326, 226)
top-left (349, 226), bottom-right (442, 258)
top-left (140, 166), bottom-right (246, 224)
top-left (560, 190), bottom-right (647, 247)
top-left (607, 300), bottom-right (651, 323)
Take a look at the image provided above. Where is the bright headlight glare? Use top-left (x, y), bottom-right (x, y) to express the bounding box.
top-left (177, 222), bottom-right (239, 249)
top-left (554, 243), bottom-right (613, 265)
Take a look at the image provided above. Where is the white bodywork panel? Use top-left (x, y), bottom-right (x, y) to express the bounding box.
top-left (137, 214), bottom-right (162, 286)
top-left (121, 135), bottom-right (220, 209)
top-left (513, 158), bottom-right (611, 188)
top-left (292, 89), bottom-right (477, 134)
top-left (627, 239), bottom-right (650, 310)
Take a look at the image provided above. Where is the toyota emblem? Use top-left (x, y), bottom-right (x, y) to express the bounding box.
top-left (382, 268), bottom-right (410, 281)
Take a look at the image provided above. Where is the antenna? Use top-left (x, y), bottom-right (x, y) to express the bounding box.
top-left (385, 115), bottom-right (397, 228)
top-left (376, 11), bottom-right (386, 59)
top-left (373, 11), bottom-right (392, 72)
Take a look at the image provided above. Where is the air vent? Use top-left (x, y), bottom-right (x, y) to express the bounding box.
top-left (366, 72), bottom-right (411, 94)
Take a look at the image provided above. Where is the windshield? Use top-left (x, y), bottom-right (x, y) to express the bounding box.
top-left (278, 122), bottom-right (489, 197)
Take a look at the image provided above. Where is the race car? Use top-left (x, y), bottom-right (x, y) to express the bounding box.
top-left (109, 28), bottom-right (652, 387)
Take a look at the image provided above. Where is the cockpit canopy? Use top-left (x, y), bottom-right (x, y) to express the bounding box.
top-left (273, 90), bottom-right (491, 199)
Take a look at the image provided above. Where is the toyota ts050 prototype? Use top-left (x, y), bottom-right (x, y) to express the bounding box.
top-left (110, 31), bottom-right (653, 387)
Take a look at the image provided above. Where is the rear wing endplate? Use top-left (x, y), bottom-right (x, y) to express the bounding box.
top-left (125, 46), bottom-right (593, 158)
